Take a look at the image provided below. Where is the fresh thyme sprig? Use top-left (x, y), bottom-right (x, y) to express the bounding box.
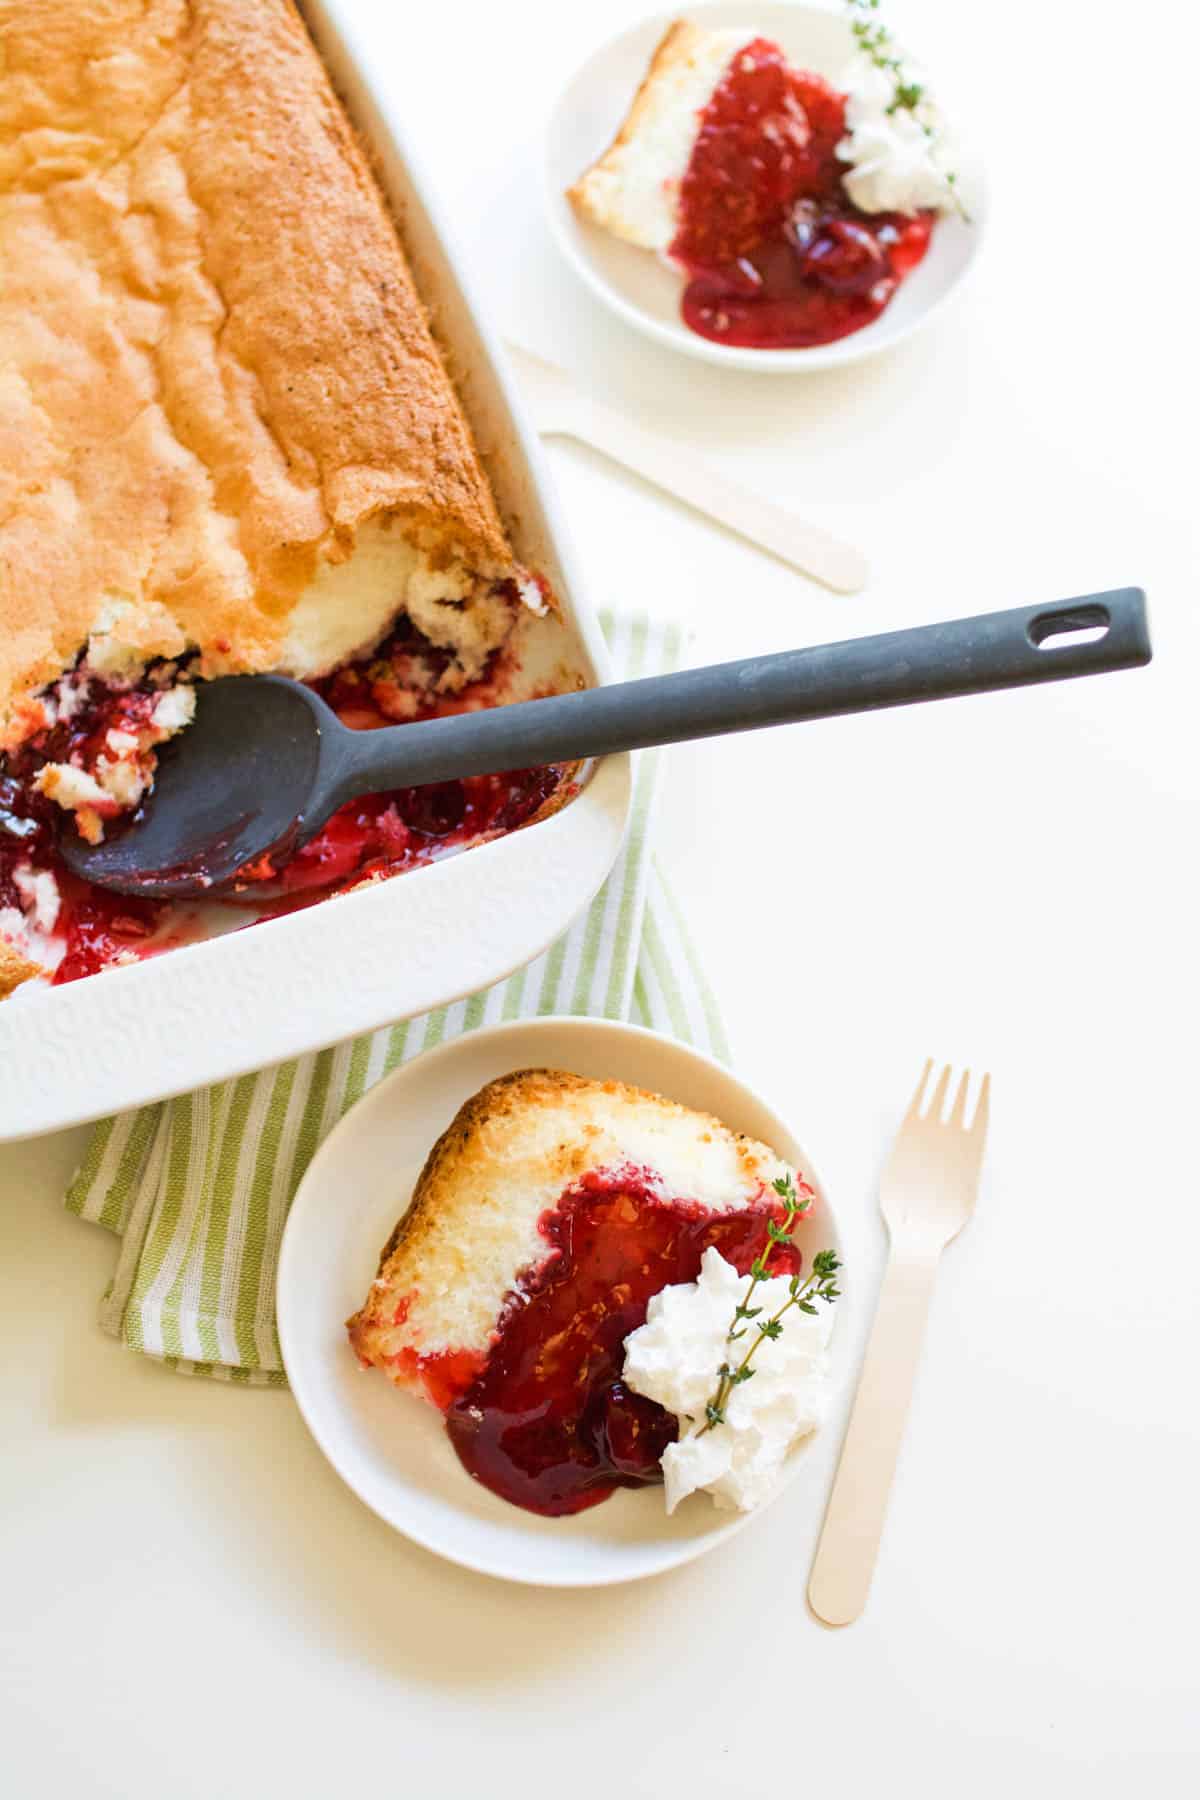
top-left (843, 0), bottom-right (970, 221)
top-left (846, 0), bottom-right (922, 114)
top-left (698, 1175), bottom-right (841, 1436)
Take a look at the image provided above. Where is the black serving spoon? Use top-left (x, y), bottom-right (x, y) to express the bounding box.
top-left (60, 589), bottom-right (1151, 899)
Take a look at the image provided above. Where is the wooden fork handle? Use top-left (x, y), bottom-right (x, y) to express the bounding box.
top-left (808, 1247), bottom-right (941, 1626)
top-left (549, 396), bottom-right (869, 596)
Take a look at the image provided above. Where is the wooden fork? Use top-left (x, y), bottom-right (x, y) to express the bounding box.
top-left (808, 1061), bottom-right (991, 1627)
top-left (505, 342), bottom-right (869, 595)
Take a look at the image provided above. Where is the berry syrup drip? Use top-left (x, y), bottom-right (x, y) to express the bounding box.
top-left (421, 1168), bottom-right (803, 1518)
top-left (670, 40), bottom-right (933, 349)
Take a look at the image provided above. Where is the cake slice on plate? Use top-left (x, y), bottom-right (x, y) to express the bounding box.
top-left (568, 16), bottom-right (960, 352)
top-left (347, 1068), bottom-right (811, 1515)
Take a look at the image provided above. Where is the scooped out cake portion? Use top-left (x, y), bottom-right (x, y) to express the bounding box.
top-left (347, 1069), bottom-right (811, 1516)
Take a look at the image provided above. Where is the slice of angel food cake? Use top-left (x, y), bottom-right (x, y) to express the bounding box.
top-left (348, 1070), bottom-right (840, 1517)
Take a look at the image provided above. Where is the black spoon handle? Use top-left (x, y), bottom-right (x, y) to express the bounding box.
top-left (331, 588), bottom-right (1151, 799)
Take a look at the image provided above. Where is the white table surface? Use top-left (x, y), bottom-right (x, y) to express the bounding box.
top-left (3, 1), bottom-right (1198, 1792)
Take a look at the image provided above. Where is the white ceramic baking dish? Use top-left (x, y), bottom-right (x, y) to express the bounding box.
top-left (0, 0), bottom-right (631, 1143)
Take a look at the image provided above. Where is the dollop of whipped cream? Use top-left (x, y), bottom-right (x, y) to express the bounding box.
top-left (836, 54), bottom-right (959, 216)
top-left (622, 1246), bottom-right (835, 1514)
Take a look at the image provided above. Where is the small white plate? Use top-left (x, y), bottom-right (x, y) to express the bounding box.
top-left (544, 1), bottom-right (987, 373)
top-left (277, 1016), bottom-right (845, 1587)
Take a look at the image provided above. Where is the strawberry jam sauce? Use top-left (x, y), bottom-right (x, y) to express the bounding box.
top-left (240, 618), bottom-right (567, 908)
top-left (409, 1168), bottom-right (803, 1517)
top-left (0, 611), bottom-right (569, 985)
top-left (670, 39), bottom-right (933, 349)
top-left (0, 680), bottom-right (181, 982)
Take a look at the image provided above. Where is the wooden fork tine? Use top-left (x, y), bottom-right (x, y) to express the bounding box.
top-left (949, 1067), bottom-right (971, 1128)
top-left (905, 1058), bottom-right (934, 1122)
top-left (972, 1072), bottom-right (992, 1138)
top-left (927, 1062), bottom-right (952, 1122)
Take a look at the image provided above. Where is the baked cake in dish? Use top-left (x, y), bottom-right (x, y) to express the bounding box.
top-left (569, 18), bottom-right (960, 350)
top-left (347, 1069), bottom-right (812, 1516)
top-left (0, 0), bottom-right (576, 997)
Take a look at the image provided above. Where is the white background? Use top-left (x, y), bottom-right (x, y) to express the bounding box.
top-left (2, 0), bottom-right (1198, 1793)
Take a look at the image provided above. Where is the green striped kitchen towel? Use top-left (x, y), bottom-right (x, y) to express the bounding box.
top-left (64, 612), bottom-right (729, 1385)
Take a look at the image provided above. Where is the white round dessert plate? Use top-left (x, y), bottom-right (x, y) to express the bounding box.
top-left (277, 1015), bottom-right (845, 1587)
top-left (544, 1), bottom-right (987, 372)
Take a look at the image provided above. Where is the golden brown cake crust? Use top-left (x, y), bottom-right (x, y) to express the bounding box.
top-left (373, 1069), bottom-right (604, 1274)
top-left (0, 0), bottom-right (510, 747)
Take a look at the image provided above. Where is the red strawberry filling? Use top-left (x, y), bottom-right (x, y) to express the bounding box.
top-left (670, 38), bottom-right (934, 349)
top-left (397, 1165), bottom-right (807, 1518)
